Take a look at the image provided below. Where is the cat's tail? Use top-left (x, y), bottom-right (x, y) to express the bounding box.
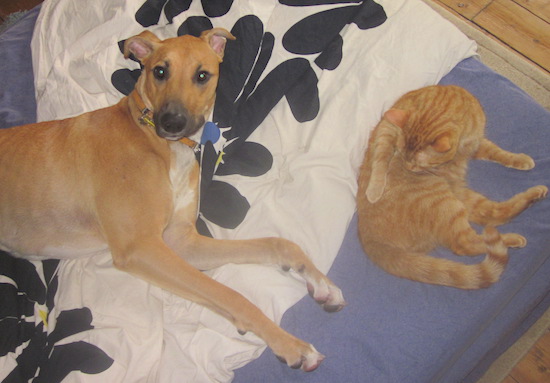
top-left (362, 227), bottom-right (508, 289)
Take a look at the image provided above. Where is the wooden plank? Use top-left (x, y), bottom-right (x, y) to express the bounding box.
top-left (509, 330), bottom-right (550, 383)
top-left (473, 0), bottom-right (550, 72)
top-left (501, 376), bottom-right (519, 383)
top-left (436, 0), bottom-right (492, 20)
top-left (514, 0), bottom-right (550, 23)
top-left (0, 0), bottom-right (42, 19)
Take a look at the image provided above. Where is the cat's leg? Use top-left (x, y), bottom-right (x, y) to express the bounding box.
top-left (437, 198), bottom-right (525, 256)
top-left (438, 202), bottom-right (487, 256)
top-left (445, 226), bottom-right (487, 256)
top-left (474, 138), bottom-right (534, 170)
top-left (442, 214), bottom-right (524, 257)
top-left (458, 186), bottom-right (547, 226)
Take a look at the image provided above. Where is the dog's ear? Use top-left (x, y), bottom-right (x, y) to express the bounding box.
top-left (200, 28), bottom-right (236, 62)
top-left (124, 31), bottom-right (162, 61)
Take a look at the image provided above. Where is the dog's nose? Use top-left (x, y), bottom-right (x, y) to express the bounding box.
top-left (154, 101), bottom-right (191, 138)
top-left (159, 112), bottom-right (187, 134)
top-left (153, 100), bottom-right (204, 140)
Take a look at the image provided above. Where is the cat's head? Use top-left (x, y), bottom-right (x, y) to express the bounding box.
top-left (385, 108), bottom-right (458, 173)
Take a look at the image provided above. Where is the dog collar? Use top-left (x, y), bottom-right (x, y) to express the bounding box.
top-left (131, 91), bottom-right (198, 150)
top-left (139, 107), bottom-right (156, 128)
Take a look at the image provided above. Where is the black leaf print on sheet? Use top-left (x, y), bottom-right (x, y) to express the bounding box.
top-left (200, 180), bottom-right (250, 229)
top-left (314, 34), bottom-right (343, 70)
top-left (216, 142), bottom-right (274, 177)
top-left (177, 15), bottom-right (213, 36)
top-left (283, 1), bottom-right (386, 53)
top-left (36, 342), bottom-right (113, 381)
top-left (280, 0), bottom-right (361, 5)
top-left (218, 57), bottom-right (318, 146)
top-left (165, 0), bottom-right (193, 23)
top-left (197, 141), bottom-right (250, 230)
top-left (202, 0), bottom-right (234, 17)
top-left (135, 0), bottom-right (167, 27)
top-left (0, 262), bottom-right (42, 357)
top-left (283, 7), bottom-right (353, 55)
top-left (213, 16), bottom-right (271, 127)
top-left (352, 0), bottom-right (387, 29)
top-left (136, 0), bottom-right (234, 27)
top-left (0, 251), bottom-right (113, 382)
top-left (111, 68), bottom-right (142, 96)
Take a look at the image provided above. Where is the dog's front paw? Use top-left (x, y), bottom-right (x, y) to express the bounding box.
top-left (306, 278), bottom-right (346, 313)
top-left (272, 238), bottom-right (346, 312)
top-left (276, 343), bottom-right (325, 372)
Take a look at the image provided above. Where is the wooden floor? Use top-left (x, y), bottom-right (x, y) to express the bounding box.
top-left (0, 0), bottom-right (42, 21)
top-left (1, 0), bottom-right (549, 382)
top-left (503, 328), bottom-right (550, 383)
top-left (435, 0), bottom-right (550, 73)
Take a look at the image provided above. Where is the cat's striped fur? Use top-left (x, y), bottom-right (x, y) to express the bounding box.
top-left (357, 85), bottom-right (547, 289)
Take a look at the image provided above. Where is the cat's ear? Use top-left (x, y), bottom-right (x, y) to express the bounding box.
top-left (384, 109), bottom-right (410, 128)
top-left (432, 132), bottom-right (453, 153)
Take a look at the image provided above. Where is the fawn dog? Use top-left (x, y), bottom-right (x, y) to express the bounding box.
top-left (0, 29), bottom-right (345, 371)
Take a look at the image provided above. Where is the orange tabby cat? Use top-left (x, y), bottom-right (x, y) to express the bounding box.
top-left (357, 85), bottom-right (547, 289)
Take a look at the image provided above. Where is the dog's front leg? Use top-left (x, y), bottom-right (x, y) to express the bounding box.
top-left (109, 236), bottom-right (325, 371)
top-left (164, 223), bottom-right (346, 313)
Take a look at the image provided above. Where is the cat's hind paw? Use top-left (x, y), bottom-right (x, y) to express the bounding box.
top-left (502, 233), bottom-right (527, 248)
top-left (528, 185), bottom-right (548, 201)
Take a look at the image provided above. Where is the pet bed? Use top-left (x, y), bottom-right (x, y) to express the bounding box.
top-left (1, 1), bottom-right (549, 382)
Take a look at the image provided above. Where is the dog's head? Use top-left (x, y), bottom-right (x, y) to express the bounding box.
top-left (124, 29), bottom-right (235, 140)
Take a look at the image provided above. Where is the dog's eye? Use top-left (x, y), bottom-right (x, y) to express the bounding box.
top-left (153, 66), bottom-right (168, 80)
top-left (196, 71), bottom-right (210, 83)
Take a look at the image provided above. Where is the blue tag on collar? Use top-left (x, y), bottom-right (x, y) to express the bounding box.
top-left (201, 121), bottom-right (221, 145)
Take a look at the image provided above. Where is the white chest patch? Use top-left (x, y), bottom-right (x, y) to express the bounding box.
top-left (168, 142), bottom-right (198, 214)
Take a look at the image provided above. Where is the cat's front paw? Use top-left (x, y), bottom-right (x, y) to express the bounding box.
top-left (509, 153), bottom-right (535, 170)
